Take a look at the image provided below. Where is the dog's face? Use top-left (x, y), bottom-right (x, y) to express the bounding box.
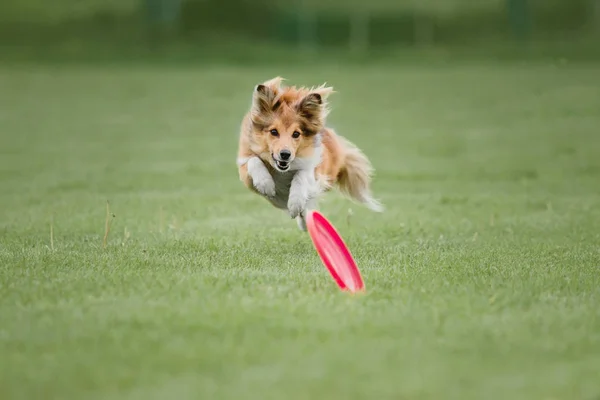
top-left (248, 77), bottom-right (332, 172)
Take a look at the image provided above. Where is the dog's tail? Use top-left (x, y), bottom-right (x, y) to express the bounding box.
top-left (336, 136), bottom-right (384, 212)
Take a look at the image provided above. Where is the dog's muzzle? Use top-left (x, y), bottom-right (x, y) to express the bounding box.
top-left (275, 159), bottom-right (290, 171)
top-left (272, 154), bottom-right (291, 171)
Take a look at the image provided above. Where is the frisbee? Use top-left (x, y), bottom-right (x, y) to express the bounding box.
top-left (306, 210), bottom-right (365, 292)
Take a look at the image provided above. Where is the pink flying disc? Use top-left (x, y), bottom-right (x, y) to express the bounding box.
top-left (306, 210), bottom-right (365, 292)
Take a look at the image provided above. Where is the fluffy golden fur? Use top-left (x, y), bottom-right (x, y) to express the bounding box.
top-left (236, 76), bottom-right (383, 231)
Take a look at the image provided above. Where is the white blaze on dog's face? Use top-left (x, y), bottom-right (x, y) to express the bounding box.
top-left (249, 78), bottom-right (331, 172)
top-left (265, 119), bottom-right (303, 172)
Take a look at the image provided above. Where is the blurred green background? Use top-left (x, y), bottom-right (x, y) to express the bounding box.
top-left (1, 0), bottom-right (599, 63)
top-left (2, 2), bottom-right (600, 400)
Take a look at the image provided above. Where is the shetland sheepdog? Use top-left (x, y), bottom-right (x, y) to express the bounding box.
top-left (236, 76), bottom-right (383, 231)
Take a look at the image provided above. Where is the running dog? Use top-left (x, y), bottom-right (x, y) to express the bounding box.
top-left (236, 76), bottom-right (383, 231)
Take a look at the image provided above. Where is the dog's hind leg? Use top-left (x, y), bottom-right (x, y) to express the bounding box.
top-left (296, 215), bottom-right (307, 231)
top-left (296, 196), bottom-right (318, 232)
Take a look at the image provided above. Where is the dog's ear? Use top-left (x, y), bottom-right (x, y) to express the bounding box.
top-left (297, 93), bottom-right (324, 121)
top-left (262, 76), bottom-right (285, 90)
top-left (251, 77), bottom-right (285, 120)
top-left (311, 83), bottom-right (334, 101)
top-left (296, 92), bottom-right (328, 135)
top-left (297, 83), bottom-right (334, 121)
top-left (251, 83), bottom-right (279, 128)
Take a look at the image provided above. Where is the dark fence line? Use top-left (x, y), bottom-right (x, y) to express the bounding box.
top-left (0, 0), bottom-right (597, 49)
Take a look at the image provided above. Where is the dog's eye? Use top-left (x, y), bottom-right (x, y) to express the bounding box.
top-left (270, 129), bottom-right (279, 137)
top-left (292, 131), bottom-right (301, 138)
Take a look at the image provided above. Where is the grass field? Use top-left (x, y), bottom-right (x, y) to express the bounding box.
top-left (1, 61), bottom-right (599, 400)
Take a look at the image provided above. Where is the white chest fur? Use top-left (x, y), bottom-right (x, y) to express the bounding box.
top-left (267, 139), bottom-right (323, 210)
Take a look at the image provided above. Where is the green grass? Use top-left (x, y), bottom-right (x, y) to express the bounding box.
top-left (1, 61), bottom-right (599, 400)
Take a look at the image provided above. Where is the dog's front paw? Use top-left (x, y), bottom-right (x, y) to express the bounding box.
top-left (254, 176), bottom-right (276, 198)
top-left (247, 157), bottom-right (276, 197)
top-left (287, 195), bottom-right (306, 219)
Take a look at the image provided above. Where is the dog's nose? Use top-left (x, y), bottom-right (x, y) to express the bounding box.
top-left (279, 150), bottom-right (291, 160)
